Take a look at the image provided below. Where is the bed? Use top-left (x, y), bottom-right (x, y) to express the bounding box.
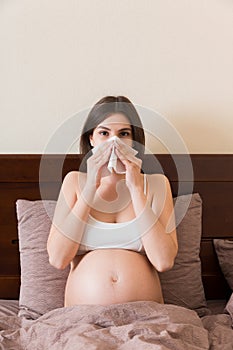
top-left (0, 154), bottom-right (233, 349)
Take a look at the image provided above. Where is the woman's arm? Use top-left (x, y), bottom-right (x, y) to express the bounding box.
top-left (47, 141), bottom-right (113, 270)
top-left (115, 147), bottom-right (178, 272)
top-left (47, 171), bottom-right (92, 270)
top-left (131, 174), bottom-right (178, 272)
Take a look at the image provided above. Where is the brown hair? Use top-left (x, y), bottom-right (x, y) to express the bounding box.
top-left (79, 96), bottom-right (145, 160)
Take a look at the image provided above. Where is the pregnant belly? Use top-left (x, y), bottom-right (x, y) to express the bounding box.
top-left (64, 249), bottom-right (164, 306)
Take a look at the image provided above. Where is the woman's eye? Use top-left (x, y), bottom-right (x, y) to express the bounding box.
top-left (119, 131), bottom-right (130, 137)
top-left (99, 131), bottom-right (109, 136)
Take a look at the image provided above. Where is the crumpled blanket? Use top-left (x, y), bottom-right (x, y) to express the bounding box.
top-left (0, 301), bottom-right (211, 350)
top-left (202, 313), bottom-right (233, 350)
top-left (1, 301), bottom-right (232, 349)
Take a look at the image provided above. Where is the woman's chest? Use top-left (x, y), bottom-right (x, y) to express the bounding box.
top-left (89, 203), bottom-right (136, 223)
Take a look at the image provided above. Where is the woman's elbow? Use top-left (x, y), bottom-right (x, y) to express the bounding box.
top-left (157, 244), bottom-right (178, 272)
top-left (47, 245), bottom-right (69, 270)
top-left (155, 256), bottom-right (176, 273)
top-left (48, 255), bottom-right (69, 270)
top-left (150, 247), bottom-right (177, 272)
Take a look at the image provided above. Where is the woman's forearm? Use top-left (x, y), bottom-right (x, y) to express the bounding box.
top-left (131, 189), bottom-right (177, 272)
top-left (47, 186), bottom-right (95, 269)
top-left (54, 186), bottom-right (95, 242)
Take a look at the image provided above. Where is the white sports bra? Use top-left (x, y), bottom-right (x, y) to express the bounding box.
top-left (77, 174), bottom-right (147, 255)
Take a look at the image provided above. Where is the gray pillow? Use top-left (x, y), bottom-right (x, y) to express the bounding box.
top-left (213, 239), bottom-right (233, 291)
top-left (16, 193), bottom-right (208, 319)
top-left (159, 193), bottom-right (209, 316)
top-left (214, 239), bottom-right (233, 324)
top-left (16, 200), bottom-right (69, 319)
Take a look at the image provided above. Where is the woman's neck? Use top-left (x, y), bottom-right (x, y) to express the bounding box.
top-left (100, 171), bottom-right (125, 186)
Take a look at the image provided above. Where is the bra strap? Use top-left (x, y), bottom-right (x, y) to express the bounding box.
top-left (143, 173), bottom-right (147, 195)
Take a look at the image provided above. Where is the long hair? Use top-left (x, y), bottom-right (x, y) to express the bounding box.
top-left (79, 96), bottom-right (145, 161)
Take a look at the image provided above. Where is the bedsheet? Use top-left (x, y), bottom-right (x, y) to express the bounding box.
top-left (0, 301), bottom-right (232, 350)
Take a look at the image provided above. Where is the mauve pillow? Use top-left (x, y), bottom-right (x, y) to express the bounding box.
top-left (225, 293), bottom-right (233, 326)
top-left (16, 200), bottom-right (70, 319)
top-left (213, 239), bottom-right (233, 291)
top-left (159, 193), bottom-right (209, 316)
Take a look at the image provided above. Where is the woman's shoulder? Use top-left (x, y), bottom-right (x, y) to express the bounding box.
top-left (146, 173), bottom-right (171, 194)
top-left (62, 171), bottom-right (86, 193)
top-left (63, 170), bottom-right (85, 182)
top-left (146, 173), bottom-right (170, 184)
top-left (146, 173), bottom-right (173, 202)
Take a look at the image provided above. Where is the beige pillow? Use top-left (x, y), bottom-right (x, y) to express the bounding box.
top-left (159, 193), bottom-right (209, 316)
top-left (213, 239), bottom-right (233, 291)
top-left (16, 193), bottom-right (208, 319)
top-left (16, 200), bottom-right (70, 319)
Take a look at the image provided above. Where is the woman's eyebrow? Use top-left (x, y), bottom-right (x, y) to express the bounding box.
top-left (97, 125), bottom-right (132, 131)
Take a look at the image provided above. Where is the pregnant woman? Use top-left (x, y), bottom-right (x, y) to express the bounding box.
top-left (47, 95), bottom-right (178, 306)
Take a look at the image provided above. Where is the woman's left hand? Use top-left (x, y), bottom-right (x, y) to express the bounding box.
top-left (115, 147), bottom-right (143, 194)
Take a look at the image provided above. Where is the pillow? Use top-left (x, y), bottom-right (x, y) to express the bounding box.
top-left (16, 200), bottom-right (70, 319)
top-left (159, 193), bottom-right (209, 316)
top-left (213, 239), bottom-right (233, 291)
top-left (225, 293), bottom-right (233, 326)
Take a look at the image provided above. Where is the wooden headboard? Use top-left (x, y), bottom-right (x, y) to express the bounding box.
top-left (0, 154), bottom-right (232, 300)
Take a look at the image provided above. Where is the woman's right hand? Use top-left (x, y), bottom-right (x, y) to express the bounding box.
top-left (82, 141), bottom-right (113, 203)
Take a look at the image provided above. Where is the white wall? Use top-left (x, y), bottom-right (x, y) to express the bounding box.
top-left (0, 0), bottom-right (232, 154)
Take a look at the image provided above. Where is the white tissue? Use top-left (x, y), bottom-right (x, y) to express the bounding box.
top-left (92, 136), bottom-right (138, 174)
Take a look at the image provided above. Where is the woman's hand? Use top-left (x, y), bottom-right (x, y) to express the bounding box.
top-left (83, 141), bottom-right (113, 201)
top-left (115, 146), bottom-right (143, 195)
